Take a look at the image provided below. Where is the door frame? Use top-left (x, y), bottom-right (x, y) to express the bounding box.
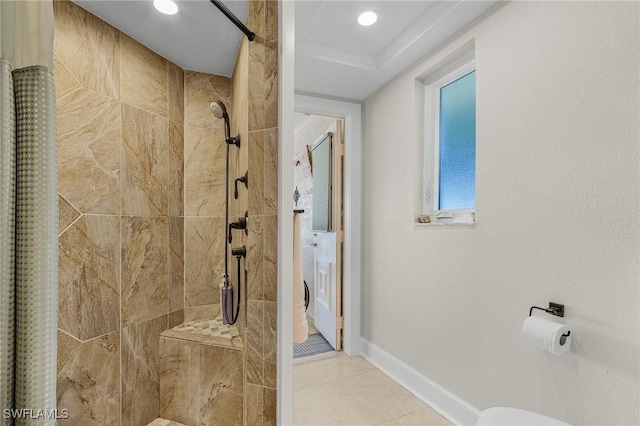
top-left (295, 94), bottom-right (363, 356)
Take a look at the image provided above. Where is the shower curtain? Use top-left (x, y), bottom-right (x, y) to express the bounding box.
top-left (0, 1), bottom-right (58, 425)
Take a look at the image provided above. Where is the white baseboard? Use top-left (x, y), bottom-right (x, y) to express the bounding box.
top-left (360, 338), bottom-right (481, 426)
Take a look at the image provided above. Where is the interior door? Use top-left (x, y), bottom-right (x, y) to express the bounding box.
top-left (311, 121), bottom-right (343, 350)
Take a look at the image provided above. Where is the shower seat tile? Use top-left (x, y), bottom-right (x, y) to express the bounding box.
top-left (161, 317), bottom-right (243, 350)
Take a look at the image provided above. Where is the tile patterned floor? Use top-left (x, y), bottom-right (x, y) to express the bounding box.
top-left (160, 316), bottom-right (243, 349)
top-left (294, 353), bottom-right (452, 426)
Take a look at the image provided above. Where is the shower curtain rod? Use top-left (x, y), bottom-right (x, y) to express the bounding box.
top-left (209, 0), bottom-right (256, 41)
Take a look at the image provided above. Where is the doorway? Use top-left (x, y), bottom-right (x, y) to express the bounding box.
top-left (293, 114), bottom-right (344, 357)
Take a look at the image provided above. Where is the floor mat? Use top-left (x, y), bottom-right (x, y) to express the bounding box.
top-left (293, 332), bottom-right (334, 359)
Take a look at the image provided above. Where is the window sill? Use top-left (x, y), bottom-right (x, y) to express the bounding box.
top-left (415, 210), bottom-right (475, 226)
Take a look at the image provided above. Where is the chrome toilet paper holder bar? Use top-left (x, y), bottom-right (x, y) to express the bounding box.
top-left (529, 302), bottom-right (571, 345)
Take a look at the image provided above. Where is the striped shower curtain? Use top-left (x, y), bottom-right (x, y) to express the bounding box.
top-left (0, 1), bottom-right (58, 425)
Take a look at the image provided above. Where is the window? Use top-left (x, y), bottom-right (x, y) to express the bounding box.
top-left (421, 62), bottom-right (476, 224)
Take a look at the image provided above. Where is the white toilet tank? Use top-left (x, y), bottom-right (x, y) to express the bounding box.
top-left (477, 407), bottom-right (571, 426)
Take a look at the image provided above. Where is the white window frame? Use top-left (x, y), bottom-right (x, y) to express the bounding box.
top-left (422, 60), bottom-right (476, 225)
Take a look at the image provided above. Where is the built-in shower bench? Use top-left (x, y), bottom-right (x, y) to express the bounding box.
top-left (160, 316), bottom-right (243, 349)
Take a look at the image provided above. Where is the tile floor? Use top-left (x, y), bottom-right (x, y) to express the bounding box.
top-left (146, 418), bottom-right (186, 426)
top-left (293, 353), bottom-right (452, 426)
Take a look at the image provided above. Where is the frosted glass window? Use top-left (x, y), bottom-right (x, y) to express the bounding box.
top-left (438, 70), bottom-right (476, 210)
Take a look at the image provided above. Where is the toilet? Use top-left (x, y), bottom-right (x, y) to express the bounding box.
top-left (477, 407), bottom-right (571, 426)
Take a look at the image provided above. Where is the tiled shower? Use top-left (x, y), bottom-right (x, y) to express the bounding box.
top-left (54, 0), bottom-right (278, 424)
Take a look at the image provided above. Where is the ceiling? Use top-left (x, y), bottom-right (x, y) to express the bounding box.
top-left (74, 0), bottom-right (495, 100)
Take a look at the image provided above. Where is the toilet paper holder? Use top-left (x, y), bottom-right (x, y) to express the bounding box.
top-left (529, 302), bottom-right (564, 318)
top-left (529, 302), bottom-right (571, 345)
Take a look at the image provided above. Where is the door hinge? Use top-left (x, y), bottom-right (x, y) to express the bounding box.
top-left (337, 316), bottom-right (344, 329)
top-left (339, 143), bottom-right (345, 157)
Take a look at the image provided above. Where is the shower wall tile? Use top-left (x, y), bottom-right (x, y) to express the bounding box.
top-left (265, 0), bottom-right (278, 43)
top-left (246, 300), bottom-right (264, 386)
top-left (247, 215), bottom-right (264, 301)
top-left (57, 331), bottom-right (120, 426)
top-left (121, 216), bottom-right (169, 327)
top-left (184, 71), bottom-right (230, 129)
top-left (168, 62), bottom-right (185, 125)
top-left (264, 301), bottom-right (277, 389)
top-left (198, 346), bottom-right (244, 425)
top-left (122, 315), bottom-right (168, 426)
top-left (58, 195), bottom-right (80, 235)
top-left (264, 39), bottom-right (278, 130)
top-left (160, 338), bottom-right (195, 425)
top-left (169, 217), bottom-right (185, 313)
top-left (248, 42), bottom-right (265, 132)
top-left (57, 329), bottom-right (81, 373)
top-left (263, 215), bottom-right (278, 302)
top-left (58, 215), bottom-right (120, 341)
top-left (264, 128), bottom-right (278, 215)
top-left (53, 0), bottom-right (120, 99)
top-left (248, 131), bottom-right (265, 216)
top-left (246, 384), bottom-right (264, 426)
top-left (263, 387), bottom-right (277, 426)
top-left (53, 55), bottom-right (80, 100)
top-left (184, 126), bottom-right (226, 216)
top-left (183, 304), bottom-right (221, 322)
top-left (121, 104), bottom-right (168, 216)
top-left (120, 34), bottom-right (168, 118)
top-left (57, 87), bottom-right (121, 215)
top-left (247, 0), bottom-right (266, 43)
top-left (168, 122), bottom-right (184, 217)
top-left (168, 310), bottom-right (185, 329)
top-left (184, 217), bottom-right (225, 307)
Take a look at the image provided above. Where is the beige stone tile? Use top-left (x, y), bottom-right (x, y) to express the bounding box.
top-left (122, 315), bottom-right (168, 426)
top-left (265, 0), bottom-right (278, 42)
top-left (183, 304), bottom-right (221, 322)
top-left (168, 310), bottom-right (185, 329)
top-left (58, 195), bottom-right (79, 235)
top-left (168, 122), bottom-right (184, 217)
top-left (58, 215), bottom-right (120, 341)
top-left (184, 71), bottom-right (230, 129)
top-left (121, 104), bottom-right (168, 216)
top-left (263, 215), bottom-right (278, 302)
top-left (161, 317), bottom-right (243, 350)
top-left (121, 216), bottom-right (169, 327)
top-left (184, 126), bottom-right (226, 216)
top-left (246, 383), bottom-right (264, 426)
top-left (120, 33), bottom-right (168, 117)
top-left (57, 331), bottom-right (120, 426)
top-left (57, 329), bottom-right (81, 373)
top-left (246, 300), bottom-right (265, 386)
top-left (263, 387), bottom-right (276, 426)
top-left (248, 131), bottom-right (265, 216)
top-left (264, 39), bottom-right (278, 130)
top-left (169, 217), bottom-right (184, 312)
top-left (198, 346), bottom-right (244, 425)
top-left (293, 354), bottom-right (376, 392)
top-left (264, 128), bottom-right (278, 215)
top-left (160, 338), bottom-right (198, 425)
top-left (264, 301), bottom-right (277, 389)
top-left (184, 217), bottom-right (225, 306)
top-left (53, 54), bottom-right (80, 100)
top-left (247, 215), bottom-right (264, 300)
top-left (146, 419), bottom-right (187, 426)
top-left (376, 420), bottom-right (402, 426)
top-left (248, 42), bottom-right (265, 131)
top-left (57, 87), bottom-right (120, 215)
top-left (53, 0), bottom-right (120, 99)
top-left (395, 408), bottom-right (452, 426)
top-left (168, 62), bottom-right (184, 125)
top-left (247, 0), bottom-right (266, 44)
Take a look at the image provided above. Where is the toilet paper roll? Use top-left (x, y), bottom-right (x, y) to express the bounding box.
top-left (522, 316), bottom-right (572, 355)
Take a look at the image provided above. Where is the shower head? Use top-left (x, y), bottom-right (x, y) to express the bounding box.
top-left (210, 100), bottom-right (231, 141)
top-left (209, 100), bottom-right (228, 120)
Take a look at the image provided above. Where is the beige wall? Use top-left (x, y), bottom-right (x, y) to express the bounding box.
top-left (362, 2), bottom-right (639, 424)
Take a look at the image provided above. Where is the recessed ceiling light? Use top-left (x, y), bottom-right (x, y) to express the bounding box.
top-left (154, 0), bottom-right (179, 15)
top-left (358, 11), bottom-right (377, 26)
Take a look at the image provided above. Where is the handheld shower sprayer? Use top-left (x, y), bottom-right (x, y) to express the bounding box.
top-left (209, 100), bottom-right (240, 147)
